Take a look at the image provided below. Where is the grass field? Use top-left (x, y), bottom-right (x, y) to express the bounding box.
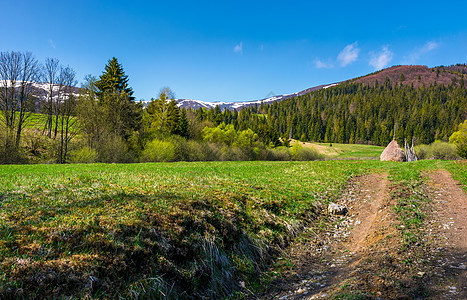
top-left (0, 159), bottom-right (465, 298)
top-left (291, 140), bottom-right (385, 160)
top-left (5, 112), bottom-right (78, 133)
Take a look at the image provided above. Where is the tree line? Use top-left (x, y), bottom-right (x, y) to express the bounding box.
top-left (0, 53), bottom-right (321, 164)
top-left (196, 78), bottom-right (467, 148)
top-left (1, 51), bottom-right (466, 164)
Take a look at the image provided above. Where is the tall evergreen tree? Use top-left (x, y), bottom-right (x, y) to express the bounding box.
top-left (176, 109), bottom-right (189, 138)
top-left (95, 57), bottom-right (135, 100)
top-left (94, 58), bottom-right (141, 140)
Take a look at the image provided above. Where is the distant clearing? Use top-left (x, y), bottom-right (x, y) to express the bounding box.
top-left (291, 140), bottom-right (385, 159)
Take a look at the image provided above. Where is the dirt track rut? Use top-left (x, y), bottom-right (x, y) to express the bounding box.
top-left (260, 170), bottom-right (467, 299)
top-left (426, 170), bottom-right (467, 299)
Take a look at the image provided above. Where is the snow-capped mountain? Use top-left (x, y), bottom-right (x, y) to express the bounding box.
top-left (173, 83), bottom-right (339, 110)
top-left (1, 80), bottom-right (82, 100)
top-left (5, 81), bottom-right (339, 111)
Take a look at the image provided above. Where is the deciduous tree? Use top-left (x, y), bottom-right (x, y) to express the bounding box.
top-left (449, 120), bottom-right (467, 158)
top-left (0, 51), bottom-right (40, 162)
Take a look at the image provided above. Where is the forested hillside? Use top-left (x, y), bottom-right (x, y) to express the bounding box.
top-left (196, 66), bottom-right (467, 147)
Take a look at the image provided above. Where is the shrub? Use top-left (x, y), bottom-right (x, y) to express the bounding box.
top-left (449, 120), bottom-right (467, 158)
top-left (169, 135), bottom-right (190, 161)
top-left (205, 143), bottom-right (224, 161)
top-left (21, 129), bottom-right (52, 163)
top-left (292, 146), bottom-right (323, 161)
top-left (96, 134), bottom-right (134, 163)
top-left (185, 140), bottom-right (211, 161)
top-left (0, 145), bottom-right (27, 164)
top-left (68, 146), bottom-right (98, 163)
top-left (415, 141), bottom-right (459, 160)
top-left (265, 147), bottom-right (291, 161)
top-left (414, 144), bottom-right (430, 160)
top-left (141, 139), bottom-right (176, 162)
top-left (431, 141), bottom-right (458, 160)
top-left (288, 142), bottom-right (323, 161)
top-left (220, 146), bottom-right (250, 161)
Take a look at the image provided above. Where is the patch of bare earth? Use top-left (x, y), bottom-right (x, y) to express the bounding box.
top-left (259, 170), bottom-right (467, 299)
top-left (259, 173), bottom-right (411, 299)
top-left (422, 170), bottom-right (467, 299)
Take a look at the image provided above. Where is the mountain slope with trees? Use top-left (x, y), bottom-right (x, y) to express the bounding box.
top-left (351, 64), bottom-right (466, 88)
top-left (195, 64), bottom-right (467, 147)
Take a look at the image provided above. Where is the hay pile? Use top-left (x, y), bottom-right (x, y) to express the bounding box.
top-left (380, 140), bottom-right (406, 162)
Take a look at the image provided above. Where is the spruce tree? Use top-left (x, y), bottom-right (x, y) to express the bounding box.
top-left (177, 109), bottom-right (189, 138)
top-left (96, 57), bottom-right (135, 100)
top-left (94, 57), bottom-right (141, 140)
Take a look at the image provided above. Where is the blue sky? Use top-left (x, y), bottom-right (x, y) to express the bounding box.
top-left (2, 0), bottom-right (467, 102)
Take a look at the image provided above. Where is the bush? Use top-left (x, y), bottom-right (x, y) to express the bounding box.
top-left (431, 142), bottom-right (458, 160)
top-left (0, 145), bottom-right (27, 164)
top-left (292, 145), bottom-right (323, 161)
top-left (414, 144), bottom-right (430, 160)
top-left (264, 147), bottom-right (291, 161)
top-left (185, 140), bottom-right (212, 161)
top-left (169, 135), bottom-right (190, 161)
top-left (68, 146), bottom-right (98, 163)
top-left (138, 137), bottom-right (323, 163)
top-left (22, 129), bottom-right (52, 163)
top-left (96, 134), bottom-right (135, 163)
top-left (141, 139), bottom-right (176, 162)
top-left (219, 146), bottom-right (250, 161)
top-left (415, 141), bottom-right (459, 160)
top-left (449, 120), bottom-right (467, 158)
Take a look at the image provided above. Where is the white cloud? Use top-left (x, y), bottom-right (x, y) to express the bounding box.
top-left (423, 41), bottom-right (439, 51)
top-left (234, 42), bottom-right (243, 54)
top-left (403, 41), bottom-right (440, 64)
top-left (337, 42), bottom-right (360, 66)
top-left (48, 39), bottom-right (56, 49)
top-left (369, 46), bottom-right (393, 70)
top-left (314, 59), bottom-right (332, 69)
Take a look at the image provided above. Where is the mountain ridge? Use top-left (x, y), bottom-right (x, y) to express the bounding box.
top-left (174, 83), bottom-right (338, 110)
top-left (175, 63), bottom-right (467, 110)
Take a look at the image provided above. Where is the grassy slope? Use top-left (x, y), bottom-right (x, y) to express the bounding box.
top-left (444, 160), bottom-right (467, 191)
top-left (0, 161), bottom-right (374, 298)
top-left (7, 112), bottom-right (78, 132)
top-left (291, 140), bottom-right (385, 159)
top-left (0, 159), bottom-right (465, 298)
top-left (316, 142), bottom-right (385, 159)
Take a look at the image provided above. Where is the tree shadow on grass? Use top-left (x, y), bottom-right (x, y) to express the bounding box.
top-left (0, 191), bottom-right (274, 299)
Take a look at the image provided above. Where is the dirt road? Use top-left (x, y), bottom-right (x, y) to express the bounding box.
top-left (260, 170), bottom-right (467, 299)
top-left (425, 170), bottom-right (467, 299)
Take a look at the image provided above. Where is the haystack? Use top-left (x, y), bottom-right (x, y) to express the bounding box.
top-left (380, 140), bottom-right (406, 162)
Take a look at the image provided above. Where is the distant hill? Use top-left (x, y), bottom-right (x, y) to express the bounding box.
top-left (175, 64), bottom-right (466, 110)
top-left (3, 81), bottom-right (80, 100)
top-left (174, 83), bottom-right (338, 110)
top-left (351, 64), bottom-right (467, 88)
top-left (194, 63), bottom-right (467, 146)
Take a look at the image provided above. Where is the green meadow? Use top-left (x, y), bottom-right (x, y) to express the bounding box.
top-left (0, 159), bottom-right (465, 298)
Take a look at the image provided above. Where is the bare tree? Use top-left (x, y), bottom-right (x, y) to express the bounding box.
top-left (41, 57), bottom-right (61, 138)
top-left (57, 66), bottom-right (78, 163)
top-left (0, 51), bottom-right (40, 159)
